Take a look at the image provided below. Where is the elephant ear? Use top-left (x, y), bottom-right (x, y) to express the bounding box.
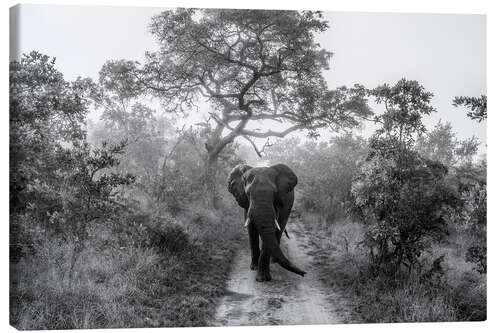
top-left (227, 164), bottom-right (253, 209)
top-left (271, 164), bottom-right (298, 194)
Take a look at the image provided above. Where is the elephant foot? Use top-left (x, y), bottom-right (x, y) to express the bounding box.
top-left (256, 272), bottom-right (272, 282)
top-left (271, 256), bottom-right (277, 263)
top-left (250, 262), bottom-right (258, 271)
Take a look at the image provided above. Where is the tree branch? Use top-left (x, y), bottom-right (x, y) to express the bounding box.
top-left (242, 136), bottom-right (272, 158)
top-left (239, 124), bottom-right (320, 138)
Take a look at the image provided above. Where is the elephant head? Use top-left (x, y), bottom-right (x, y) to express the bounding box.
top-left (227, 164), bottom-right (306, 277)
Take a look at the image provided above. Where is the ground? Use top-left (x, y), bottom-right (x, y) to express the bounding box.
top-left (212, 221), bottom-right (352, 326)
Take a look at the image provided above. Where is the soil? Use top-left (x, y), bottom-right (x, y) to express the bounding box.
top-left (213, 222), bottom-right (350, 326)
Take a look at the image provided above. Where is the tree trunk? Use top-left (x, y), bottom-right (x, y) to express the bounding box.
top-left (204, 152), bottom-right (220, 209)
top-left (203, 115), bottom-right (249, 208)
top-left (203, 121), bottom-right (232, 209)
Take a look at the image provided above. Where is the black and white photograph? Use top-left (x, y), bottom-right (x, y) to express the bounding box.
top-left (8, 1), bottom-right (488, 330)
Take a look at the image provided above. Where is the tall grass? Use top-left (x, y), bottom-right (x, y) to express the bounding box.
top-left (10, 197), bottom-right (244, 329)
top-left (298, 212), bottom-right (486, 323)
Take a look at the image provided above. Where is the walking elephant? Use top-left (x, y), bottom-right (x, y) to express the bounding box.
top-left (227, 164), bottom-right (306, 282)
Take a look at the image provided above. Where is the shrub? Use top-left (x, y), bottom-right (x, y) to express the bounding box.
top-left (143, 221), bottom-right (190, 254)
top-left (447, 163), bottom-right (486, 274)
top-left (449, 271), bottom-right (486, 321)
top-left (466, 246), bottom-right (486, 274)
top-left (351, 146), bottom-right (459, 273)
top-left (105, 211), bottom-right (191, 255)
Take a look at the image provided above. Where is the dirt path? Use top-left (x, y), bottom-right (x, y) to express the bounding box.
top-left (213, 222), bottom-right (348, 326)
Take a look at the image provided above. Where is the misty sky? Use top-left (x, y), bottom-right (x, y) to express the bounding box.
top-left (10, 4), bottom-right (487, 154)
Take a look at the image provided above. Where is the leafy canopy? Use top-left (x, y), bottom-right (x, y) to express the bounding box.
top-left (370, 78), bottom-right (435, 149)
top-left (453, 95), bottom-right (487, 122)
top-left (416, 121), bottom-right (480, 167)
top-left (100, 9), bottom-right (371, 150)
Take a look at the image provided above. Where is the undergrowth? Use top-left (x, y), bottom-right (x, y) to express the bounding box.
top-left (10, 200), bottom-right (243, 329)
top-left (298, 212), bottom-right (486, 323)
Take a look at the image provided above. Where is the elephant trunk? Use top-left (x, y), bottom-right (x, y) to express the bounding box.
top-left (260, 230), bottom-right (306, 277)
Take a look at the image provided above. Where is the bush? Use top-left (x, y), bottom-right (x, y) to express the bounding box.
top-left (352, 145), bottom-right (459, 273)
top-left (144, 221), bottom-right (190, 254)
top-left (458, 168), bottom-right (486, 274)
top-left (300, 214), bottom-right (486, 323)
top-left (465, 246), bottom-right (486, 274)
top-left (450, 271), bottom-right (486, 321)
top-left (103, 211), bottom-right (191, 255)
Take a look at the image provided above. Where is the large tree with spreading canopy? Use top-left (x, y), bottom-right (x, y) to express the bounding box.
top-left (100, 8), bottom-right (371, 201)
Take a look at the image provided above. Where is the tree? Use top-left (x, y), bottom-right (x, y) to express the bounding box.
top-left (416, 121), bottom-right (457, 166)
top-left (10, 52), bottom-right (136, 267)
top-left (10, 51), bottom-right (89, 214)
top-left (351, 79), bottom-right (458, 274)
top-left (416, 121), bottom-right (480, 167)
top-left (85, 70), bottom-right (177, 208)
top-left (369, 78), bottom-right (435, 151)
top-left (453, 95), bottom-right (487, 122)
top-left (50, 140), bottom-right (135, 279)
top-left (455, 136), bottom-right (480, 166)
top-left (87, 67), bottom-right (242, 210)
top-left (101, 9), bottom-right (371, 204)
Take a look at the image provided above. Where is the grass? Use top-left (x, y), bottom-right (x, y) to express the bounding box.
top-left (297, 211), bottom-right (486, 323)
top-left (10, 199), bottom-right (244, 330)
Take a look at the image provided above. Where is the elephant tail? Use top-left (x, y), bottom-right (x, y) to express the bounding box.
top-left (284, 229), bottom-right (290, 239)
top-left (260, 231), bottom-right (306, 277)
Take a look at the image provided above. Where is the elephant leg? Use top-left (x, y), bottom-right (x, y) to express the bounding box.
top-left (248, 223), bottom-right (260, 271)
top-left (256, 247), bottom-right (272, 282)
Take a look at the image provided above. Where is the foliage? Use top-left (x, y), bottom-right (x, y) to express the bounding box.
top-left (145, 223), bottom-right (189, 254)
top-left (10, 51), bottom-right (89, 214)
top-left (351, 79), bottom-right (460, 272)
top-left (369, 78), bottom-right (435, 148)
top-left (42, 141), bottom-right (135, 243)
top-left (10, 53), bottom-right (134, 265)
top-left (450, 162), bottom-right (487, 274)
top-left (454, 136), bottom-right (480, 166)
top-left (466, 245), bottom-right (486, 274)
top-left (416, 121), bottom-right (479, 167)
top-left (301, 211), bottom-right (486, 323)
top-left (453, 95), bottom-right (487, 122)
top-left (352, 146), bottom-right (458, 272)
top-left (89, 63), bottom-right (244, 209)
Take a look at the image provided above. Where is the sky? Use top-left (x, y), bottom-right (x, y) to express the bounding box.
top-left (10, 4), bottom-right (487, 155)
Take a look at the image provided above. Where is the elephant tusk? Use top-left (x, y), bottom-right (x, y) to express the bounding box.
top-left (274, 219), bottom-right (281, 231)
top-left (244, 218), bottom-right (250, 228)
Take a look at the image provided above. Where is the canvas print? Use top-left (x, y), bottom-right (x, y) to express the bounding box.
top-left (9, 4), bottom-right (486, 329)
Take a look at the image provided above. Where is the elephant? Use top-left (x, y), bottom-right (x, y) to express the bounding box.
top-left (227, 163), bottom-right (306, 282)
